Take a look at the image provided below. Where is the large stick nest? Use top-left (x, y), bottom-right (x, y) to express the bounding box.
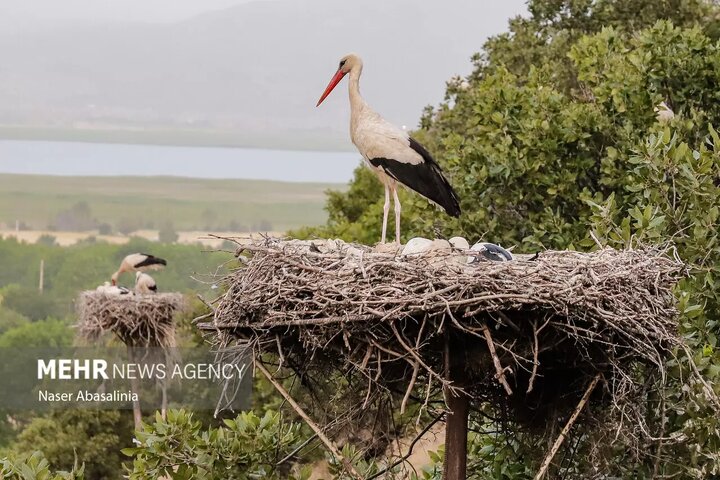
top-left (77, 291), bottom-right (184, 348)
top-left (200, 237), bottom-right (686, 456)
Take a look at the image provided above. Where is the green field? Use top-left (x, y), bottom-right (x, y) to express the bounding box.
top-left (0, 174), bottom-right (345, 232)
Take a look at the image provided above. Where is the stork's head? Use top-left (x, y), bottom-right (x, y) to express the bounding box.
top-left (111, 271), bottom-right (119, 286)
top-left (316, 53), bottom-right (362, 107)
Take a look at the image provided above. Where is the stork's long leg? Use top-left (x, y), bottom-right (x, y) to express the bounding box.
top-left (392, 185), bottom-right (401, 244)
top-left (381, 183), bottom-right (390, 243)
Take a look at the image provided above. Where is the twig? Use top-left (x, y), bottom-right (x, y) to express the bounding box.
top-left (681, 344), bottom-right (720, 408)
top-left (401, 362), bottom-right (420, 415)
top-left (480, 323), bottom-right (513, 395)
top-left (365, 413), bottom-right (444, 480)
top-left (527, 320), bottom-right (540, 394)
top-left (652, 394), bottom-right (666, 478)
top-left (254, 359), bottom-right (363, 480)
top-left (277, 432), bottom-right (319, 465)
top-left (534, 373), bottom-right (602, 480)
top-left (391, 323), bottom-right (449, 388)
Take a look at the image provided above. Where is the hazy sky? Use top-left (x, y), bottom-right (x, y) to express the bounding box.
top-left (0, 0), bottom-right (269, 24)
top-left (0, 0), bottom-right (529, 182)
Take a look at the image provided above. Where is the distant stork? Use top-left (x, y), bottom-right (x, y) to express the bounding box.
top-left (111, 253), bottom-right (167, 285)
top-left (135, 271), bottom-right (158, 294)
top-left (96, 282), bottom-right (132, 296)
top-left (317, 53), bottom-right (460, 244)
top-left (655, 101), bottom-right (675, 123)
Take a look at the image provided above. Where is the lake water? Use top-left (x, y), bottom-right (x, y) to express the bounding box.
top-left (0, 140), bottom-right (360, 183)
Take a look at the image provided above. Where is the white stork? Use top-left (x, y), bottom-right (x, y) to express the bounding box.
top-left (96, 282), bottom-right (132, 296)
top-left (135, 271), bottom-right (158, 294)
top-left (401, 237), bottom-right (433, 256)
top-left (317, 53), bottom-right (460, 244)
top-left (655, 101), bottom-right (675, 123)
top-left (111, 253), bottom-right (167, 285)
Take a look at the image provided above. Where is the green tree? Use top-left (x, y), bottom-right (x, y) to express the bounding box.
top-left (11, 410), bottom-right (131, 480)
top-left (0, 307), bottom-right (29, 335)
top-left (0, 319), bottom-right (73, 348)
top-left (116, 218), bottom-right (140, 236)
top-left (158, 221), bottom-right (179, 244)
top-left (124, 410), bottom-right (309, 480)
top-left (307, 2), bottom-right (720, 476)
top-left (35, 235), bottom-right (57, 247)
top-left (97, 223), bottom-right (112, 235)
top-left (477, 0), bottom-right (717, 91)
top-left (1, 286), bottom-right (60, 322)
top-left (53, 201), bottom-right (97, 232)
top-left (0, 451), bottom-right (84, 480)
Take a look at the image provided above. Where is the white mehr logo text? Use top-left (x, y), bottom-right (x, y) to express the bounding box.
top-left (37, 359), bottom-right (109, 379)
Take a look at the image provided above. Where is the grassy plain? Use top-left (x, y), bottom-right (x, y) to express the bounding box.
top-left (0, 174), bottom-right (344, 233)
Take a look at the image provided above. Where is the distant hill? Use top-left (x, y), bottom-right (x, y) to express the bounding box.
top-left (0, 0), bottom-right (525, 149)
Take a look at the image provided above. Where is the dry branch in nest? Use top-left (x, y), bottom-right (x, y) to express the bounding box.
top-left (199, 237), bottom-right (686, 472)
top-left (77, 291), bottom-right (184, 348)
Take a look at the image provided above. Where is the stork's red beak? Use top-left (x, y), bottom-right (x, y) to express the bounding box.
top-left (316, 69), bottom-right (346, 106)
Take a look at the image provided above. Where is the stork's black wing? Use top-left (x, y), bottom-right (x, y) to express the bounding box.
top-left (135, 254), bottom-right (168, 268)
top-left (369, 138), bottom-right (461, 217)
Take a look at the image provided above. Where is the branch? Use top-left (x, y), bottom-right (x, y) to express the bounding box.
top-left (534, 373), bottom-right (602, 480)
top-left (401, 362), bottom-right (420, 415)
top-left (527, 317), bottom-right (549, 394)
top-left (254, 359), bottom-right (364, 480)
top-left (277, 432), bottom-right (319, 466)
top-left (365, 413), bottom-right (444, 480)
top-left (681, 344), bottom-right (720, 409)
top-left (480, 323), bottom-right (513, 395)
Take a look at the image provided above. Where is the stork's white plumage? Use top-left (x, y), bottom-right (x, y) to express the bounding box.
top-left (400, 237), bottom-right (433, 256)
top-left (317, 54), bottom-right (460, 244)
top-left (111, 252), bottom-right (167, 285)
top-left (655, 101), bottom-right (675, 123)
top-left (135, 271), bottom-right (158, 294)
top-left (448, 236), bottom-right (470, 250)
top-left (96, 282), bottom-right (132, 296)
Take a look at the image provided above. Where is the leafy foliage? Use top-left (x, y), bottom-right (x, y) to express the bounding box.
top-left (157, 221), bottom-right (179, 244)
top-left (310, 0), bottom-right (720, 476)
top-left (124, 410), bottom-right (309, 480)
top-left (1, 286), bottom-right (60, 322)
top-left (0, 236), bottom-right (228, 322)
top-left (10, 410), bottom-right (130, 480)
top-left (0, 319), bottom-right (73, 349)
top-left (0, 452), bottom-right (84, 480)
top-left (0, 308), bottom-right (29, 336)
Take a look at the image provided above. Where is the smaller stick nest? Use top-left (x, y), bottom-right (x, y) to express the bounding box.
top-left (77, 291), bottom-right (184, 348)
top-left (202, 237), bottom-right (686, 443)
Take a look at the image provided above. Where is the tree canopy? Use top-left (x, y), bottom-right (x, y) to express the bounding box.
top-left (307, 0), bottom-right (720, 476)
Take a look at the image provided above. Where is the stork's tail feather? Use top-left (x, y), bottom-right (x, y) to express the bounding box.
top-left (407, 163), bottom-right (461, 218)
top-left (406, 138), bottom-right (460, 217)
top-left (439, 181), bottom-right (461, 218)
